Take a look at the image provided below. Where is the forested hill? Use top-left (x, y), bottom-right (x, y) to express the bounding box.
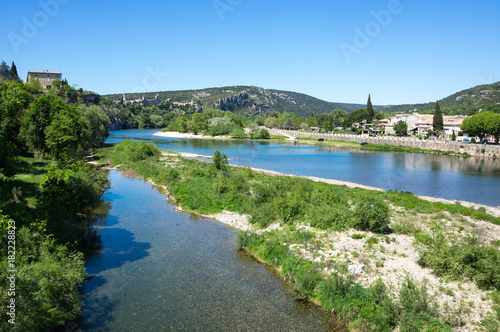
top-left (104, 86), bottom-right (384, 116)
top-left (381, 81), bottom-right (500, 115)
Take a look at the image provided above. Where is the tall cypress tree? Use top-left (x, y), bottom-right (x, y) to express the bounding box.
top-left (433, 101), bottom-right (443, 133)
top-left (367, 94), bottom-right (374, 123)
top-left (9, 61), bottom-right (20, 81)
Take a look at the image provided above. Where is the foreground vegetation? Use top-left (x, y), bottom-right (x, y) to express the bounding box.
top-left (0, 71), bottom-right (109, 330)
top-left (94, 140), bottom-right (500, 331)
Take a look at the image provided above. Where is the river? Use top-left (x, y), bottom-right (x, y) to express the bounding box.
top-left (79, 170), bottom-right (341, 331)
top-left (106, 129), bottom-right (500, 207)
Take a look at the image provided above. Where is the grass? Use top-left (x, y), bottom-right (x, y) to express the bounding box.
top-left (360, 143), bottom-right (471, 156)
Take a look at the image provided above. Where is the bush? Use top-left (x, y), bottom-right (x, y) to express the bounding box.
top-left (113, 140), bottom-right (160, 164)
top-left (212, 149), bottom-right (228, 172)
top-left (259, 128), bottom-right (271, 139)
top-left (308, 203), bottom-right (352, 230)
top-left (353, 194), bottom-right (390, 232)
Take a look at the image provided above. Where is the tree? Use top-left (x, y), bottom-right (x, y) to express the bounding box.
top-left (284, 117), bottom-right (293, 130)
top-left (367, 94), bottom-right (374, 123)
top-left (9, 61), bottom-right (20, 81)
top-left (79, 105), bottom-right (110, 147)
top-left (265, 116), bottom-right (278, 128)
top-left (52, 79), bottom-right (62, 90)
top-left (451, 131), bottom-right (456, 141)
top-left (212, 149), bottom-right (228, 173)
top-left (0, 128), bottom-right (17, 179)
top-left (45, 107), bottom-right (87, 161)
top-left (246, 122), bottom-right (258, 139)
top-left (0, 61), bottom-right (9, 79)
top-left (22, 95), bottom-right (68, 157)
top-left (487, 113), bottom-right (500, 143)
top-left (433, 101), bottom-right (443, 133)
top-left (394, 120), bottom-right (408, 136)
top-left (461, 112), bottom-right (490, 140)
top-left (259, 128), bottom-right (270, 139)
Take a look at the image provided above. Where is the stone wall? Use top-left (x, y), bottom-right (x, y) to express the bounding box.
top-left (283, 130), bottom-right (500, 158)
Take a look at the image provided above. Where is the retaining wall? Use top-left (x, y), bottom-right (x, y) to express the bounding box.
top-left (281, 130), bottom-right (500, 158)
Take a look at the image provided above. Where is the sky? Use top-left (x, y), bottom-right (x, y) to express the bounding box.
top-left (1, 0), bottom-right (499, 105)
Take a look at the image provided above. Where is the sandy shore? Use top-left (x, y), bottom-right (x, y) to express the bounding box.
top-left (153, 131), bottom-right (230, 140)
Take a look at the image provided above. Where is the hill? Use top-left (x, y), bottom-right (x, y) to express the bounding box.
top-left (104, 86), bottom-right (382, 117)
top-left (381, 81), bottom-right (500, 114)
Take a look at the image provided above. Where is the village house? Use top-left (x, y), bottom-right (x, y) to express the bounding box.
top-left (26, 70), bottom-right (62, 89)
top-left (385, 112), bottom-right (468, 139)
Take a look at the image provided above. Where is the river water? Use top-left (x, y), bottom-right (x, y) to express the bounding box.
top-left (106, 129), bottom-right (500, 207)
top-left (79, 170), bottom-right (341, 331)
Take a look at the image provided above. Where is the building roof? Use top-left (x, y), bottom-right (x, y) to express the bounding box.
top-left (28, 71), bottom-right (62, 75)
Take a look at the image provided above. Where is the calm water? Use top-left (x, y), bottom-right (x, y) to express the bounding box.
top-left (107, 129), bottom-right (500, 207)
top-left (80, 170), bottom-right (341, 331)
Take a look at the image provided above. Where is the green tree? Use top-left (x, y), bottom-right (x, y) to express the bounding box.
top-left (461, 112), bottom-right (490, 140)
top-left (265, 116), bottom-right (278, 128)
top-left (367, 94), bottom-right (374, 123)
top-left (0, 61), bottom-right (9, 79)
top-left (9, 61), bottom-right (20, 81)
top-left (247, 122), bottom-right (259, 139)
top-left (433, 101), bottom-right (444, 133)
top-left (0, 128), bottom-right (17, 179)
top-left (212, 149), bottom-right (228, 173)
top-left (284, 117), bottom-right (293, 130)
top-left (79, 105), bottom-right (110, 147)
top-left (0, 83), bottom-right (31, 151)
top-left (0, 228), bottom-right (86, 331)
top-left (22, 95), bottom-right (68, 157)
top-left (139, 111), bottom-right (151, 129)
top-left (45, 107), bottom-right (88, 161)
top-left (259, 128), bottom-right (271, 139)
top-left (487, 113), bottom-right (500, 143)
top-left (394, 120), bottom-right (408, 136)
top-left (52, 79), bottom-right (62, 90)
top-left (451, 131), bottom-right (456, 141)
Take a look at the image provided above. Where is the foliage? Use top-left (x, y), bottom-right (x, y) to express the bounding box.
top-left (22, 95), bottom-right (68, 157)
top-left (433, 101), bottom-right (444, 132)
top-left (0, 227), bottom-right (86, 332)
top-left (461, 111), bottom-right (500, 142)
top-left (367, 94), bottom-right (374, 123)
top-left (394, 120), bottom-right (408, 136)
top-left (417, 233), bottom-right (500, 290)
top-left (353, 193), bottom-right (390, 232)
top-left (113, 139), bottom-right (160, 164)
top-left (212, 149), bottom-right (228, 173)
top-left (259, 128), bottom-right (271, 139)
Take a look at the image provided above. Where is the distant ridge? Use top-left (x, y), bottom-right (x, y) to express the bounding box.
top-left (104, 81), bottom-right (500, 116)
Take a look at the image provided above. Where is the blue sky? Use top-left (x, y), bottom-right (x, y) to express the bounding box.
top-left (2, 0), bottom-right (499, 105)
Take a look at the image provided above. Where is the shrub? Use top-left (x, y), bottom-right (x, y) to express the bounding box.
top-left (212, 149), bottom-right (228, 173)
top-left (308, 203), bottom-right (352, 230)
top-left (353, 194), bottom-right (390, 232)
top-left (259, 128), bottom-right (271, 139)
top-left (113, 140), bottom-right (160, 164)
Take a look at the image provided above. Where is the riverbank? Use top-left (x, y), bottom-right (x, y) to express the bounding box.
top-left (93, 142), bottom-right (500, 331)
top-left (153, 131), bottom-right (231, 140)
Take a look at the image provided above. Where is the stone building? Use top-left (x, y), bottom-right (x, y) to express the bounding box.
top-left (27, 70), bottom-right (62, 88)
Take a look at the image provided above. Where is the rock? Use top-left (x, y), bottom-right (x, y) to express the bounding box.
top-left (348, 264), bottom-right (365, 274)
top-left (317, 250), bottom-right (325, 256)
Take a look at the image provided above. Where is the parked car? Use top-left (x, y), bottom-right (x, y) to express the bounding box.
top-left (462, 138), bottom-right (470, 142)
top-left (360, 141), bottom-right (368, 146)
top-left (318, 138), bottom-right (324, 142)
